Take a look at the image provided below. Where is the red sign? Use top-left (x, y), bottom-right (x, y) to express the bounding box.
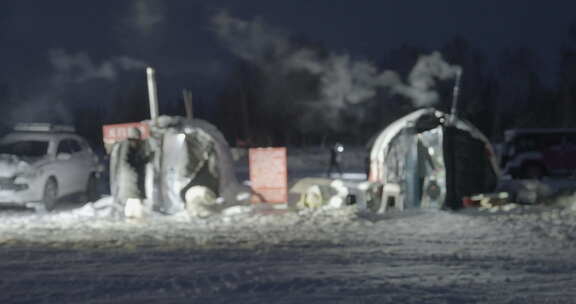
top-left (102, 122), bottom-right (150, 144)
top-left (249, 147), bottom-right (288, 203)
top-left (102, 122), bottom-right (150, 146)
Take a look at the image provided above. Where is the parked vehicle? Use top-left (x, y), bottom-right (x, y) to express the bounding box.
top-left (500, 128), bottom-right (576, 179)
top-left (0, 123), bottom-right (103, 211)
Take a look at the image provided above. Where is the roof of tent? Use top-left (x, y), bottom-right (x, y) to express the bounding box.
top-left (369, 108), bottom-right (500, 181)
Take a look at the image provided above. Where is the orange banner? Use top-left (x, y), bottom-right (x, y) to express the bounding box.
top-left (249, 147), bottom-right (288, 203)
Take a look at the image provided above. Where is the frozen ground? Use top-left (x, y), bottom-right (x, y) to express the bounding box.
top-left (1, 147), bottom-right (576, 303)
top-left (1, 200), bottom-right (576, 303)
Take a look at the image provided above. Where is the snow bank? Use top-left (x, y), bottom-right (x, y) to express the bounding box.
top-left (0, 196), bottom-right (575, 260)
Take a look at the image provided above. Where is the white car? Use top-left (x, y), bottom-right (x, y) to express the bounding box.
top-left (0, 123), bottom-right (103, 211)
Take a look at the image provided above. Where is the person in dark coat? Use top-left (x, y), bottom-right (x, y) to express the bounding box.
top-left (326, 142), bottom-right (344, 177)
top-left (111, 127), bottom-right (153, 203)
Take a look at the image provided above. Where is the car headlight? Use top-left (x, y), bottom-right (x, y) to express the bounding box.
top-left (14, 168), bottom-right (43, 183)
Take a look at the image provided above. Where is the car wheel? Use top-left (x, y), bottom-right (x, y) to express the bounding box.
top-left (42, 178), bottom-right (58, 211)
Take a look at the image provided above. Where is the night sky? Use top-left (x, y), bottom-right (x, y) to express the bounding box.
top-left (0, 1), bottom-right (575, 139)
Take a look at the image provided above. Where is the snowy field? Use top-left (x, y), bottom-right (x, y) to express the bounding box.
top-left (1, 200), bottom-right (576, 303)
top-left (1, 148), bottom-right (576, 303)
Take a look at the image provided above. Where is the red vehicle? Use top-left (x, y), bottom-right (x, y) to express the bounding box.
top-left (500, 129), bottom-right (576, 179)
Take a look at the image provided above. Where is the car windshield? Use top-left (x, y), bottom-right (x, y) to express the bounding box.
top-left (0, 140), bottom-right (49, 158)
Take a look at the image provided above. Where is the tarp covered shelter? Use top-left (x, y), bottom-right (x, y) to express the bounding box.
top-left (369, 108), bottom-right (500, 211)
top-left (110, 116), bottom-right (246, 215)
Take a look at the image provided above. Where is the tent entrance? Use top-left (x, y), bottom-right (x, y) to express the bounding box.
top-left (384, 124), bottom-right (446, 210)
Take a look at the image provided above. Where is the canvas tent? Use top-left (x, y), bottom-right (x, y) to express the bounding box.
top-left (369, 108), bottom-right (500, 211)
top-left (110, 116), bottom-right (247, 216)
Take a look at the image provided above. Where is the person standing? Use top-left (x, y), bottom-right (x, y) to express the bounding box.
top-left (326, 142), bottom-right (344, 177)
top-left (110, 127), bottom-right (153, 208)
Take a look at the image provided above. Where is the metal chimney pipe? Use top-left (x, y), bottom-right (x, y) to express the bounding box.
top-left (449, 68), bottom-right (463, 125)
top-left (146, 67), bottom-right (159, 121)
top-left (182, 89), bottom-right (193, 119)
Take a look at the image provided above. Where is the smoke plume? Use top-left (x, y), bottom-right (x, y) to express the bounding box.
top-left (126, 0), bottom-right (164, 33)
top-left (116, 0), bottom-right (165, 57)
top-left (49, 49), bottom-right (146, 84)
top-left (211, 11), bottom-right (461, 131)
top-left (392, 52), bottom-right (462, 107)
top-left (5, 50), bottom-right (147, 126)
top-left (125, 0), bottom-right (165, 35)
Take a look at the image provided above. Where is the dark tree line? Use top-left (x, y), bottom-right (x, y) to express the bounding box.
top-left (2, 23), bottom-right (576, 148)
top-left (215, 25), bottom-right (576, 146)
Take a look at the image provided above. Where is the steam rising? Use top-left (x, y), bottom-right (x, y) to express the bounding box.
top-left (394, 52), bottom-right (462, 107)
top-left (5, 50), bottom-right (147, 125)
top-left (49, 49), bottom-right (146, 84)
top-left (211, 11), bottom-right (461, 130)
top-left (125, 0), bottom-right (165, 35)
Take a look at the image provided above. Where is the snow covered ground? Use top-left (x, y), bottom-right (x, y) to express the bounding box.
top-left (1, 147), bottom-right (576, 303)
top-left (1, 199), bottom-right (576, 303)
